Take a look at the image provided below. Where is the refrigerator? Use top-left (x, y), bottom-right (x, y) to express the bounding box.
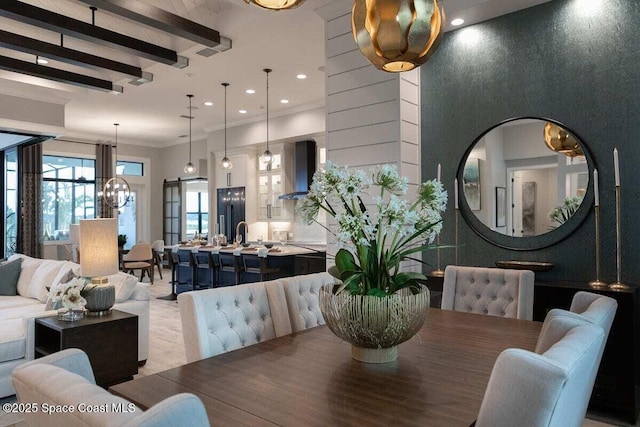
top-left (217, 187), bottom-right (246, 243)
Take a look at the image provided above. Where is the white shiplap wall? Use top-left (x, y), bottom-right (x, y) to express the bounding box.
top-left (316, 1), bottom-right (422, 272)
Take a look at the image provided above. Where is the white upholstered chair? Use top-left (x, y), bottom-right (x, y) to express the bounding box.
top-left (476, 315), bottom-right (605, 427)
top-left (12, 348), bottom-right (210, 427)
top-left (441, 265), bottom-right (535, 320)
top-left (281, 272), bottom-right (340, 332)
top-left (151, 239), bottom-right (165, 280)
top-left (178, 280), bottom-right (292, 363)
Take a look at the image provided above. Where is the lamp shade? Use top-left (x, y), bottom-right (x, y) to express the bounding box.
top-left (79, 219), bottom-right (119, 277)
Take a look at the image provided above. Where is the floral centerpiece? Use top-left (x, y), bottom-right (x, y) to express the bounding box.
top-left (548, 196), bottom-right (583, 229)
top-left (48, 277), bottom-right (93, 321)
top-left (298, 162), bottom-right (447, 362)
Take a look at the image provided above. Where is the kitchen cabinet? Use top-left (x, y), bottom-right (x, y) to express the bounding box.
top-left (258, 173), bottom-right (287, 220)
top-left (216, 153), bottom-right (247, 188)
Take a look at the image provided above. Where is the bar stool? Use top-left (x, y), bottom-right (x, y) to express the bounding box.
top-left (219, 253), bottom-right (242, 286)
top-left (243, 255), bottom-right (280, 282)
top-left (193, 251), bottom-right (215, 289)
top-left (176, 249), bottom-right (195, 291)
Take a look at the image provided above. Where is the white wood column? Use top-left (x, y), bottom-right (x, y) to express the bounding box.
top-left (316, 1), bottom-right (422, 272)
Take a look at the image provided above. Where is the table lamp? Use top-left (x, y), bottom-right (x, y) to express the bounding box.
top-left (80, 218), bottom-right (119, 316)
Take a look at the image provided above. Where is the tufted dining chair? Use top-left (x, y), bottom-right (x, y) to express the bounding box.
top-left (441, 265), bottom-right (535, 320)
top-left (12, 348), bottom-right (210, 427)
top-left (177, 280), bottom-right (292, 363)
top-left (476, 315), bottom-right (606, 427)
top-left (122, 243), bottom-right (154, 284)
top-left (281, 272), bottom-right (341, 332)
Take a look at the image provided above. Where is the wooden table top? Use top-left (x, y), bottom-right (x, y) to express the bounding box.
top-left (110, 309), bottom-right (541, 427)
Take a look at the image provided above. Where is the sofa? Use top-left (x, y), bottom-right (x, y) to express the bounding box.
top-left (0, 254), bottom-right (150, 398)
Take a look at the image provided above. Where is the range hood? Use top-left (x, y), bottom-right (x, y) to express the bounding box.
top-left (279, 140), bottom-right (316, 200)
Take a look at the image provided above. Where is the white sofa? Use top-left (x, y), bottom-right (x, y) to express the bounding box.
top-left (0, 254), bottom-right (150, 398)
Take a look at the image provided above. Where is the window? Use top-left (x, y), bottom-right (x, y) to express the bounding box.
top-left (186, 190), bottom-right (208, 237)
top-left (42, 156), bottom-right (96, 240)
top-left (116, 160), bottom-right (144, 176)
top-left (5, 148), bottom-right (17, 256)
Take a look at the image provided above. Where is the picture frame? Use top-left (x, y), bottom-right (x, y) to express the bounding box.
top-left (463, 158), bottom-right (481, 211)
top-left (495, 186), bottom-right (506, 228)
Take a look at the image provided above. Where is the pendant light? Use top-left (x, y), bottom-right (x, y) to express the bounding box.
top-left (260, 68), bottom-right (274, 166)
top-left (543, 122), bottom-right (584, 157)
top-left (98, 123), bottom-right (130, 209)
top-left (220, 83), bottom-right (233, 170)
top-left (184, 94), bottom-right (196, 174)
top-left (352, 0), bottom-right (444, 73)
top-left (243, 0), bottom-right (304, 11)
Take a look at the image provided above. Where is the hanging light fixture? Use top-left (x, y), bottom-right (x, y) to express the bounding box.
top-left (543, 122), bottom-right (584, 157)
top-left (352, 0), bottom-right (445, 73)
top-left (260, 68), bottom-right (274, 166)
top-left (98, 123), bottom-right (130, 209)
top-left (220, 83), bottom-right (233, 170)
top-left (184, 94), bottom-right (196, 174)
top-left (243, 0), bottom-right (304, 11)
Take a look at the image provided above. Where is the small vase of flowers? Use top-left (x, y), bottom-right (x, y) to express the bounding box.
top-left (298, 162), bottom-right (447, 362)
top-left (48, 277), bottom-right (92, 321)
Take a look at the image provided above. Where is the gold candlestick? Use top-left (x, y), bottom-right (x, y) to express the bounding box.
top-left (609, 185), bottom-right (628, 289)
top-left (455, 208), bottom-right (459, 266)
top-left (431, 235), bottom-right (444, 277)
top-left (589, 205), bottom-right (606, 288)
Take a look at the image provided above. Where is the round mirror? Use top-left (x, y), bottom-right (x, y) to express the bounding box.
top-left (458, 117), bottom-right (594, 250)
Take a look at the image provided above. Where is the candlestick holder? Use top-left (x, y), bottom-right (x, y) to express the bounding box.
top-left (589, 205), bottom-right (607, 288)
top-left (455, 208), bottom-right (459, 266)
top-left (609, 185), bottom-right (628, 290)
top-left (430, 235), bottom-right (444, 277)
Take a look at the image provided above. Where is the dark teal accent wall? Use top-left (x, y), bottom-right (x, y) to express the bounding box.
top-left (421, 0), bottom-right (640, 283)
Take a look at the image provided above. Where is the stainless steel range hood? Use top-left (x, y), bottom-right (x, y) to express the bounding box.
top-left (279, 140), bottom-right (316, 200)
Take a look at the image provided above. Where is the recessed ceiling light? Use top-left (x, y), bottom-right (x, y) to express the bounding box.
top-left (37, 58), bottom-right (48, 64)
top-left (280, 99), bottom-right (289, 104)
top-left (451, 18), bottom-right (465, 26)
top-left (296, 74), bottom-right (307, 79)
top-left (239, 109), bottom-right (247, 114)
top-left (246, 89), bottom-right (255, 94)
top-left (204, 101), bottom-right (213, 106)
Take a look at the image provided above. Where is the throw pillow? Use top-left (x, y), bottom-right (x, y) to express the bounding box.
top-left (0, 257), bottom-right (22, 296)
top-left (106, 272), bottom-right (139, 303)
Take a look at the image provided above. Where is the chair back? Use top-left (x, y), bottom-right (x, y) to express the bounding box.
top-left (441, 265), bottom-right (535, 320)
top-left (123, 243), bottom-right (152, 262)
top-left (151, 239), bottom-right (165, 252)
top-left (476, 316), bottom-right (605, 427)
top-left (178, 281), bottom-right (292, 362)
top-left (12, 349), bottom-right (210, 427)
top-left (281, 272), bottom-right (341, 332)
top-left (536, 291), bottom-right (617, 354)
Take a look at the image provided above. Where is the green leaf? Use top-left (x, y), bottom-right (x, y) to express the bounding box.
top-left (366, 288), bottom-right (387, 297)
top-left (335, 249), bottom-right (357, 273)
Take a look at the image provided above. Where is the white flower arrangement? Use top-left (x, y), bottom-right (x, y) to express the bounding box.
top-left (48, 277), bottom-right (90, 311)
top-left (298, 161), bottom-right (447, 296)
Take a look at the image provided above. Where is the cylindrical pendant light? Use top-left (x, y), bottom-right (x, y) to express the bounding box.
top-left (243, 0), bottom-right (304, 11)
top-left (220, 83), bottom-right (233, 170)
top-left (260, 68), bottom-right (274, 166)
top-left (352, 0), bottom-right (445, 73)
top-left (184, 94), bottom-right (196, 174)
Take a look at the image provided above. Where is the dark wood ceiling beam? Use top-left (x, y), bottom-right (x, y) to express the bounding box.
top-left (0, 29), bottom-right (146, 78)
top-left (0, 54), bottom-right (123, 93)
top-left (78, 0), bottom-right (223, 48)
top-left (0, 0), bottom-right (188, 68)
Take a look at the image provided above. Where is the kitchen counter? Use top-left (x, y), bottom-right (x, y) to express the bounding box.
top-left (175, 244), bottom-right (326, 257)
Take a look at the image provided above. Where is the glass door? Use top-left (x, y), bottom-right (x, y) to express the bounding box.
top-left (118, 191), bottom-right (136, 250)
top-left (4, 148), bottom-right (17, 257)
top-left (163, 181), bottom-right (181, 245)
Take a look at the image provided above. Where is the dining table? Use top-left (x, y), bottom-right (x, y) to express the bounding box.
top-left (110, 308), bottom-right (542, 426)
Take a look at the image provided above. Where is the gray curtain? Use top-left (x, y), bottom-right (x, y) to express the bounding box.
top-left (96, 144), bottom-right (114, 218)
top-left (20, 143), bottom-right (43, 257)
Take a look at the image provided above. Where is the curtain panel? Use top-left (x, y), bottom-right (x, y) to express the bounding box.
top-left (19, 143), bottom-right (43, 258)
top-left (96, 144), bottom-right (114, 218)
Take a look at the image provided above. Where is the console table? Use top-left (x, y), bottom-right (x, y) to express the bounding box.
top-left (35, 310), bottom-right (138, 388)
top-left (534, 281), bottom-right (639, 424)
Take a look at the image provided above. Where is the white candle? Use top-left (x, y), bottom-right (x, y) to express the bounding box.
top-left (437, 163), bottom-right (441, 182)
top-left (593, 169), bottom-right (599, 207)
top-left (454, 178), bottom-right (459, 209)
top-left (614, 148), bottom-right (620, 187)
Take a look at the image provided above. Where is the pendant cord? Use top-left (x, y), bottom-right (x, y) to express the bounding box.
top-left (114, 123), bottom-right (119, 174)
top-left (189, 96), bottom-right (193, 162)
top-left (266, 71), bottom-right (269, 152)
top-left (224, 84), bottom-right (227, 156)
